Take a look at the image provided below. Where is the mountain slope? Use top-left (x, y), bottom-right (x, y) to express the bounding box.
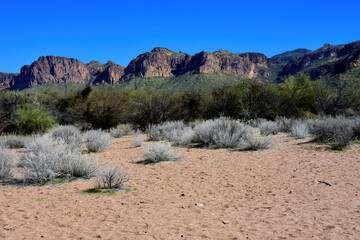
top-left (1, 40), bottom-right (360, 92)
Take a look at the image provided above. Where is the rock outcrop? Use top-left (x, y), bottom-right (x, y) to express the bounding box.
top-left (122, 47), bottom-right (191, 80)
top-left (279, 41), bottom-right (360, 78)
top-left (1, 40), bottom-right (360, 90)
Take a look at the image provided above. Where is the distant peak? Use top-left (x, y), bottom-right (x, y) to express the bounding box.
top-left (213, 50), bottom-right (233, 54)
top-left (151, 47), bottom-right (174, 53)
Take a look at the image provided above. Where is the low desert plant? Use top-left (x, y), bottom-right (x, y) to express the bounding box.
top-left (308, 116), bottom-right (358, 150)
top-left (84, 130), bottom-right (111, 152)
top-left (111, 124), bottom-right (132, 138)
top-left (146, 121), bottom-right (186, 141)
top-left (166, 127), bottom-right (194, 146)
top-left (193, 117), bottom-right (252, 148)
top-left (95, 164), bottom-right (129, 190)
top-left (243, 135), bottom-right (274, 151)
top-left (132, 133), bottom-right (144, 147)
top-left (275, 117), bottom-right (293, 133)
top-left (0, 148), bottom-right (14, 180)
top-left (0, 135), bottom-right (26, 149)
top-left (258, 119), bottom-right (280, 136)
top-left (48, 125), bottom-right (81, 147)
top-left (21, 135), bottom-right (97, 182)
top-left (290, 120), bottom-right (309, 139)
top-left (142, 143), bottom-right (181, 163)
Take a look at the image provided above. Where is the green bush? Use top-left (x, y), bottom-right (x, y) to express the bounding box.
top-left (13, 103), bottom-right (55, 134)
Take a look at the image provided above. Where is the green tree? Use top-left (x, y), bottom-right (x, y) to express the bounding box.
top-left (13, 103), bottom-right (54, 134)
top-left (277, 74), bottom-right (316, 117)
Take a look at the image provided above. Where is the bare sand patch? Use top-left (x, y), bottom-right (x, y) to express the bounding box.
top-left (1, 134), bottom-right (359, 239)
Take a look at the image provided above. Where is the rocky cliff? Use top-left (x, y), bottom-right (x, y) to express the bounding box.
top-left (278, 41), bottom-right (360, 79)
top-left (1, 40), bottom-right (360, 90)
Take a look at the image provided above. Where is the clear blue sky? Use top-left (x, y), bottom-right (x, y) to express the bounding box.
top-left (1, 0), bottom-right (359, 73)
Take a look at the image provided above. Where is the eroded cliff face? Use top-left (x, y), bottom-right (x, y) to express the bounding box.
top-left (1, 40), bottom-right (360, 90)
top-left (124, 48), bottom-right (272, 80)
top-left (279, 41), bottom-right (360, 78)
top-left (15, 56), bottom-right (89, 89)
top-left (1, 56), bottom-right (125, 90)
top-left (194, 51), bottom-right (272, 78)
top-left (0, 73), bottom-right (18, 89)
top-left (123, 47), bottom-right (192, 80)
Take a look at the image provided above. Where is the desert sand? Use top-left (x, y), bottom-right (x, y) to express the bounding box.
top-left (1, 134), bottom-right (359, 240)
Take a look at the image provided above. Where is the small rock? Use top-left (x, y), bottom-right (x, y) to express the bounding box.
top-left (222, 220), bottom-right (230, 224)
top-left (181, 206), bottom-right (185, 209)
top-left (195, 202), bottom-right (204, 207)
top-left (180, 193), bottom-right (185, 197)
top-left (289, 190), bottom-right (294, 194)
top-left (181, 234), bottom-right (187, 238)
top-left (312, 180), bottom-right (319, 184)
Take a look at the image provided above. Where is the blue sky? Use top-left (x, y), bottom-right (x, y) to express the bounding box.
top-left (0, 0), bottom-right (359, 73)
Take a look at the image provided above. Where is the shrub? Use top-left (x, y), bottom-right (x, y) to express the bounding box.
top-left (0, 148), bottom-right (14, 180)
top-left (257, 119), bottom-right (280, 136)
top-left (95, 164), bottom-right (129, 190)
top-left (166, 127), bottom-right (194, 146)
top-left (146, 121), bottom-right (186, 141)
top-left (21, 135), bottom-right (97, 182)
top-left (13, 103), bottom-right (54, 134)
top-left (132, 133), bottom-right (144, 147)
top-left (243, 135), bottom-right (274, 151)
top-left (48, 125), bottom-right (81, 147)
top-left (290, 120), bottom-right (309, 139)
top-left (111, 124), bottom-right (132, 138)
top-left (143, 143), bottom-right (181, 163)
top-left (84, 130), bottom-right (111, 153)
top-left (0, 135), bottom-right (26, 149)
top-left (275, 117), bottom-right (293, 133)
top-left (308, 116), bottom-right (358, 149)
top-left (193, 117), bottom-right (252, 148)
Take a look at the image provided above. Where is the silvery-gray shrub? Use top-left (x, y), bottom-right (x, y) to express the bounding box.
top-left (193, 117), bottom-right (252, 148)
top-left (95, 164), bottom-right (129, 190)
top-left (111, 124), bottom-right (132, 138)
top-left (308, 116), bottom-right (358, 149)
top-left (165, 127), bottom-right (194, 146)
top-left (258, 119), bottom-right (280, 136)
top-left (290, 120), bottom-right (309, 139)
top-left (22, 135), bottom-right (97, 182)
top-left (0, 135), bottom-right (26, 149)
top-left (84, 130), bottom-right (111, 152)
top-left (0, 147), bottom-right (14, 179)
top-left (275, 117), bottom-right (294, 133)
top-left (243, 135), bottom-right (274, 151)
top-left (48, 125), bottom-right (81, 147)
top-left (132, 133), bottom-right (144, 147)
top-left (143, 142), bottom-right (181, 163)
top-left (146, 121), bottom-right (186, 141)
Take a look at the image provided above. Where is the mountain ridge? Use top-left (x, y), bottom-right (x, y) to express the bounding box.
top-left (1, 40), bottom-right (360, 91)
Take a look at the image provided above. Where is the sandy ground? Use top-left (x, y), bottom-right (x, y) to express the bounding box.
top-left (0, 134), bottom-right (359, 240)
